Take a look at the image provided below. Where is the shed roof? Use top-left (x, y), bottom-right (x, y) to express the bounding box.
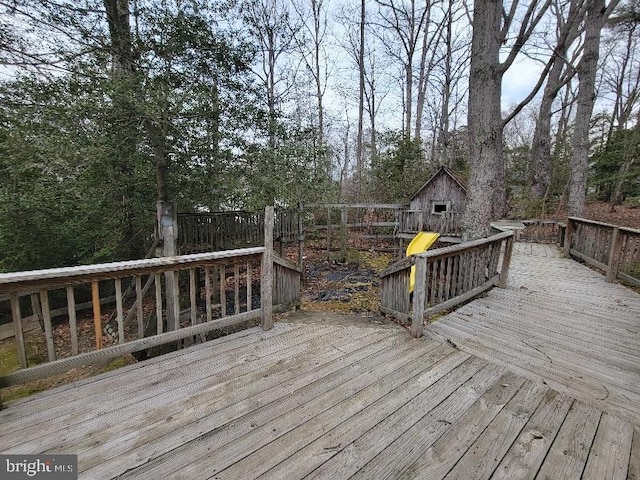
top-left (410, 166), bottom-right (467, 201)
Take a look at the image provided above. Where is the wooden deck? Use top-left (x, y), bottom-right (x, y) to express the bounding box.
top-left (1, 244), bottom-right (639, 479)
top-left (427, 242), bottom-right (640, 425)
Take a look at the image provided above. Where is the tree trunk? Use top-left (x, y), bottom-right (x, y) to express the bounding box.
top-left (437, 0), bottom-right (453, 165)
top-left (104, 0), bottom-right (170, 204)
top-left (568, 0), bottom-right (611, 216)
top-left (463, 0), bottom-right (505, 240)
top-left (356, 0), bottom-right (365, 201)
top-left (103, 0), bottom-right (134, 75)
top-left (531, 58), bottom-right (565, 201)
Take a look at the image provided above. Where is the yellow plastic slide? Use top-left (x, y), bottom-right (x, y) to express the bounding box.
top-left (407, 232), bottom-right (440, 292)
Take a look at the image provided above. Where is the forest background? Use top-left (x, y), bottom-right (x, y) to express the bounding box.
top-left (0, 0), bottom-right (638, 272)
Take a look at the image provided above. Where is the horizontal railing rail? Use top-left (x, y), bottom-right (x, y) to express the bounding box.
top-left (380, 230), bottom-right (514, 337)
top-left (564, 217), bottom-right (640, 286)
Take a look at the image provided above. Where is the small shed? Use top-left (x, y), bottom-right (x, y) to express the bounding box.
top-left (409, 166), bottom-right (467, 215)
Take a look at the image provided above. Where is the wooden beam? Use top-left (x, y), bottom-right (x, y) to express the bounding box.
top-left (605, 228), bottom-right (621, 283)
top-left (10, 293), bottom-right (27, 369)
top-left (115, 278), bottom-right (125, 344)
top-left (135, 276), bottom-right (144, 339)
top-left (411, 255), bottom-right (428, 338)
top-left (0, 248), bottom-right (264, 294)
top-left (65, 286), bottom-right (78, 356)
top-left (154, 273), bottom-right (163, 335)
top-left (91, 281), bottom-right (102, 350)
top-left (499, 235), bottom-right (514, 289)
top-left (261, 206), bottom-right (274, 330)
top-left (39, 290), bottom-right (56, 361)
top-left (563, 218), bottom-right (574, 257)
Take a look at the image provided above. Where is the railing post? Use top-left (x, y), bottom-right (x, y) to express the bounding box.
top-left (411, 255), bottom-right (427, 338)
top-left (297, 201), bottom-right (304, 270)
top-left (605, 227), bottom-right (622, 283)
top-left (261, 206), bottom-right (274, 330)
top-left (499, 234), bottom-right (514, 288)
top-left (558, 223), bottom-right (566, 248)
top-left (340, 207), bottom-right (347, 259)
top-left (158, 201), bottom-right (179, 331)
top-left (563, 218), bottom-right (573, 258)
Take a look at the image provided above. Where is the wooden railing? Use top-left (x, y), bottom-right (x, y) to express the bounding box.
top-left (0, 208), bottom-right (301, 395)
top-left (398, 210), bottom-right (462, 236)
top-left (564, 217), bottom-right (640, 286)
top-left (517, 220), bottom-right (566, 245)
top-left (178, 209), bottom-right (299, 254)
top-left (306, 203), bottom-right (404, 253)
top-left (380, 230), bottom-right (514, 337)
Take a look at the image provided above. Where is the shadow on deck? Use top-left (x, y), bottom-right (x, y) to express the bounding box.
top-left (1, 244), bottom-right (639, 479)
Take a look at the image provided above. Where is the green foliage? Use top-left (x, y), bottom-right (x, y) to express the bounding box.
top-left (0, 76), bottom-right (156, 271)
top-left (505, 144), bottom-right (532, 212)
top-left (369, 133), bottom-right (427, 202)
top-left (590, 127), bottom-right (640, 202)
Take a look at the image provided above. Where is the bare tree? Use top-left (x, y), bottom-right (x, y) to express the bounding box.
top-left (357, 0), bottom-right (366, 200)
top-left (432, 0), bottom-right (471, 166)
top-left (242, 0), bottom-right (299, 147)
top-left (601, 9), bottom-right (640, 135)
top-left (413, 5), bottom-right (445, 141)
top-left (568, 0), bottom-right (621, 216)
top-left (464, 0), bottom-right (552, 239)
top-left (291, 0), bottom-right (330, 146)
top-left (373, 0), bottom-right (431, 138)
top-left (530, 0), bottom-right (587, 204)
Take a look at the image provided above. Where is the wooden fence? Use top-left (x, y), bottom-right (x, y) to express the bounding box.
top-left (515, 220), bottom-right (566, 245)
top-left (564, 217), bottom-right (640, 286)
top-left (0, 207), bottom-right (301, 395)
top-left (306, 204), bottom-right (405, 253)
top-left (380, 230), bottom-right (514, 338)
top-left (178, 209), bottom-right (300, 254)
top-left (398, 210), bottom-right (462, 237)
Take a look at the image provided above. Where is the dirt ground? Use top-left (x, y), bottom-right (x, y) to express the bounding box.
top-left (547, 200), bottom-right (640, 229)
top-left (296, 244), bottom-right (397, 317)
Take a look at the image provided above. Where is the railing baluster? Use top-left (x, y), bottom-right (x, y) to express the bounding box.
top-left (30, 294), bottom-right (43, 331)
top-left (411, 255), bottom-right (427, 338)
top-left (234, 263), bottom-right (240, 315)
top-left (115, 278), bottom-right (125, 344)
top-left (189, 268), bottom-right (197, 327)
top-left (219, 265), bottom-right (226, 317)
top-left (40, 289), bottom-right (56, 361)
top-left (205, 267), bottom-right (212, 322)
top-left (154, 274), bottom-right (163, 335)
top-left (66, 286), bottom-right (78, 355)
top-left (172, 270), bottom-right (180, 331)
top-left (135, 276), bottom-right (144, 339)
top-left (246, 261), bottom-right (252, 311)
top-left (91, 282), bottom-right (102, 350)
top-left (10, 294), bottom-right (28, 368)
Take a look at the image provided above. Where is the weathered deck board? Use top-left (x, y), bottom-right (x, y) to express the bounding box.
top-left (1, 322), bottom-right (637, 479)
top-left (426, 243), bottom-right (640, 424)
